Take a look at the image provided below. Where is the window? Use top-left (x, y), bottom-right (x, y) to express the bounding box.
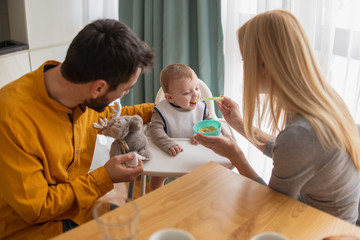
top-left (222, 0), bottom-right (360, 181)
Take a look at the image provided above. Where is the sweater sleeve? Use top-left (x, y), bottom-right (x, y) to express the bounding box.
top-left (149, 109), bottom-right (179, 153)
top-left (268, 125), bottom-right (316, 199)
top-left (263, 135), bottom-right (275, 158)
top-left (121, 103), bottom-right (154, 124)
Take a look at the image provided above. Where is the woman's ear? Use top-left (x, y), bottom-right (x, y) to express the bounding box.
top-left (90, 80), bottom-right (107, 98)
top-left (164, 93), bottom-right (174, 103)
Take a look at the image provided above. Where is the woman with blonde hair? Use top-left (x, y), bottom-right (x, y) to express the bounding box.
top-left (195, 10), bottom-right (360, 223)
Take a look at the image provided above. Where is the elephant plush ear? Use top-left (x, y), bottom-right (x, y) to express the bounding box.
top-left (128, 115), bottom-right (143, 132)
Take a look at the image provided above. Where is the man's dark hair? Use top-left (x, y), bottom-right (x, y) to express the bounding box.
top-left (61, 19), bottom-right (154, 91)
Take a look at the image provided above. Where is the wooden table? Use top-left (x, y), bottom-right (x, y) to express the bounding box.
top-left (52, 162), bottom-right (360, 240)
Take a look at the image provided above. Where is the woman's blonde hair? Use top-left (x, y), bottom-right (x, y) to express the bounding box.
top-left (237, 10), bottom-right (360, 169)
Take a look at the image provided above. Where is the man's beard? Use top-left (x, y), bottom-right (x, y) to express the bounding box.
top-left (84, 94), bottom-right (110, 113)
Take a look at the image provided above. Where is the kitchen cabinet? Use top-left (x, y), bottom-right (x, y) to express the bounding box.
top-left (1, 0), bottom-right (115, 85)
top-left (29, 43), bottom-right (70, 72)
top-left (7, 0), bottom-right (83, 50)
top-left (1, 0), bottom-right (83, 85)
top-left (23, 0), bottom-right (82, 50)
top-left (0, 50), bottom-right (30, 88)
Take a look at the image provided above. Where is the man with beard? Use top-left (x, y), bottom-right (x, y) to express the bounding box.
top-left (0, 19), bottom-right (154, 239)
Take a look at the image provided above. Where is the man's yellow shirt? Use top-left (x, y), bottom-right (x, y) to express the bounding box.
top-left (0, 61), bottom-right (154, 239)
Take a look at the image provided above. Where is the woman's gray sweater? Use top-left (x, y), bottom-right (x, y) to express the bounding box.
top-left (259, 115), bottom-right (360, 223)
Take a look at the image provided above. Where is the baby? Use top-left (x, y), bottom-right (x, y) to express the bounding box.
top-left (149, 63), bottom-right (211, 190)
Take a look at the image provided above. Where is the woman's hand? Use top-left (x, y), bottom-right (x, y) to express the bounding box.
top-left (194, 128), bottom-right (241, 162)
top-left (195, 128), bottom-right (259, 180)
top-left (217, 96), bottom-right (271, 152)
top-left (190, 134), bottom-right (199, 145)
top-left (216, 96), bottom-right (244, 135)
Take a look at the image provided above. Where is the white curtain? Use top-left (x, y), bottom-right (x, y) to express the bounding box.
top-left (222, 0), bottom-right (360, 182)
top-left (82, 0), bottom-right (119, 26)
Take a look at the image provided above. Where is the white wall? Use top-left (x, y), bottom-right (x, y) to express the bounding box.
top-left (1, 0), bottom-right (118, 87)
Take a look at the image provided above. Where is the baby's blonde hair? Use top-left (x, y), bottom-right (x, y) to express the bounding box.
top-left (238, 10), bottom-right (360, 169)
top-left (160, 63), bottom-right (195, 93)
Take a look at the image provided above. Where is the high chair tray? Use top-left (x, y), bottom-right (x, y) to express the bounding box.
top-left (143, 137), bottom-right (233, 177)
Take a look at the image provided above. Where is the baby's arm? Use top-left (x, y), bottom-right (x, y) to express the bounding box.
top-left (168, 145), bottom-right (183, 156)
top-left (149, 110), bottom-right (183, 156)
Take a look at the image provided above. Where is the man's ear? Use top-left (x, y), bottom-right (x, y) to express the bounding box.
top-left (164, 93), bottom-right (174, 103)
top-left (90, 80), bottom-right (107, 98)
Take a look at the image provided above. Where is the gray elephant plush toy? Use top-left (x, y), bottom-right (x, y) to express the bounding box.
top-left (93, 103), bottom-right (151, 167)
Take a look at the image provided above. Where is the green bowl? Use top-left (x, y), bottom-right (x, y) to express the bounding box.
top-left (193, 120), bottom-right (221, 136)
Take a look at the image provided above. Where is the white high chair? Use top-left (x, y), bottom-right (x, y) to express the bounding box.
top-left (127, 79), bottom-right (236, 199)
top-left (152, 78), bottom-right (236, 141)
top-left (154, 79), bottom-right (218, 119)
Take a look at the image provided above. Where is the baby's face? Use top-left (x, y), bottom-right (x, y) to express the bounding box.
top-left (166, 77), bottom-right (201, 110)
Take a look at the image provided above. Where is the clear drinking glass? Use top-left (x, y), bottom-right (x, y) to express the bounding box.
top-left (93, 199), bottom-right (139, 240)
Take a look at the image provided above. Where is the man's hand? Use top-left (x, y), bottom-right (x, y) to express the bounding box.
top-left (104, 153), bottom-right (143, 183)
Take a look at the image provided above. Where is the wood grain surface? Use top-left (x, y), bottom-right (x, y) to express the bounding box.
top-left (52, 162), bottom-right (360, 240)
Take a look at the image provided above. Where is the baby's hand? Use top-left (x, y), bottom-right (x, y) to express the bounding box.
top-left (168, 145), bottom-right (183, 156)
top-left (190, 134), bottom-right (199, 145)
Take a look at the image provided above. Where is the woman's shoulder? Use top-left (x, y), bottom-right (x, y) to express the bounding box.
top-left (278, 115), bottom-right (315, 144)
top-left (287, 114), bottom-right (312, 129)
top-left (272, 115), bottom-right (328, 175)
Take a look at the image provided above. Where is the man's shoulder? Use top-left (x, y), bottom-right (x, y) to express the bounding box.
top-left (0, 78), bottom-right (37, 109)
top-left (0, 71), bottom-right (47, 125)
